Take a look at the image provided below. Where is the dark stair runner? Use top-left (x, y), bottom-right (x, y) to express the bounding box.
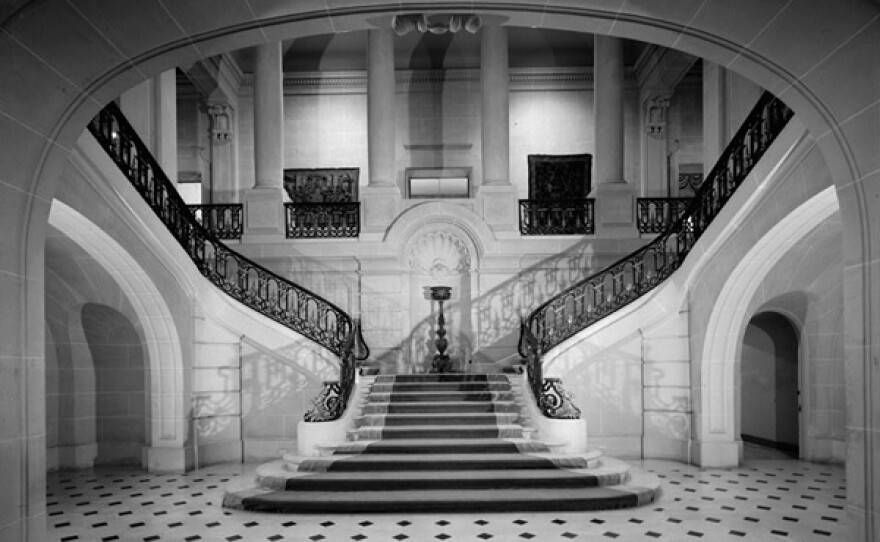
top-left (231, 373), bottom-right (655, 513)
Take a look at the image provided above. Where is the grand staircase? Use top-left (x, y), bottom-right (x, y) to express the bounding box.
top-left (224, 373), bottom-right (659, 513)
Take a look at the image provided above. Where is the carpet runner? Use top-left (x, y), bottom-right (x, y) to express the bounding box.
top-left (224, 373), bottom-right (659, 513)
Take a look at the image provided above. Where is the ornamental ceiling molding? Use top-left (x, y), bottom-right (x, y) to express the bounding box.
top-left (407, 230), bottom-right (472, 281)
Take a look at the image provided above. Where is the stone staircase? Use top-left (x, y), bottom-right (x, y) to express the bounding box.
top-left (224, 373), bottom-right (659, 513)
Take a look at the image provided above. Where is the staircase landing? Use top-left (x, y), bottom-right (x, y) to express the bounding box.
top-left (224, 373), bottom-right (659, 513)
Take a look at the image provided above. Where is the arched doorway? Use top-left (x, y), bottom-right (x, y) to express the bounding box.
top-left (741, 312), bottom-right (800, 459)
top-left (80, 304), bottom-right (148, 466)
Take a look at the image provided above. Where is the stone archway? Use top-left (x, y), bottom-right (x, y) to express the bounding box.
top-left (698, 187), bottom-right (838, 466)
top-left (3, 2), bottom-right (879, 539)
top-left (47, 201), bottom-right (187, 472)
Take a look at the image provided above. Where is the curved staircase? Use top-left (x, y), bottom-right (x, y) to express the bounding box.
top-left (224, 373), bottom-right (659, 513)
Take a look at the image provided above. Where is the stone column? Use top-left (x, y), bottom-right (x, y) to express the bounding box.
top-left (702, 60), bottom-right (726, 179)
top-left (480, 24), bottom-right (509, 187)
top-left (593, 35), bottom-right (634, 234)
top-left (477, 23), bottom-right (517, 231)
top-left (119, 69), bottom-right (178, 182)
top-left (367, 29), bottom-right (396, 188)
top-left (361, 29), bottom-right (400, 238)
top-left (242, 42), bottom-right (285, 240)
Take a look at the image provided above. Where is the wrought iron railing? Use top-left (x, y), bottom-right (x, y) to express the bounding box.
top-left (88, 103), bottom-right (368, 415)
top-left (304, 318), bottom-right (368, 421)
top-left (518, 91), bottom-right (793, 418)
top-left (285, 202), bottom-right (360, 238)
top-left (636, 198), bottom-right (692, 234)
top-left (188, 204), bottom-right (244, 240)
top-left (519, 199), bottom-right (595, 235)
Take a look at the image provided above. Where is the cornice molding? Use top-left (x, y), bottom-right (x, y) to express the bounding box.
top-left (239, 67), bottom-right (632, 95)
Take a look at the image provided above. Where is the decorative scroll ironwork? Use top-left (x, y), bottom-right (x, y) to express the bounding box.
top-left (519, 321), bottom-right (582, 419)
top-left (519, 199), bottom-right (595, 235)
top-left (303, 381), bottom-right (343, 422)
top-left (518, 91), bottom-right (793, 417)
top-left (188, 204), bottom-right (243, 240)
top-left (541, 379), bottom-right (581, 419)
top-left (284, 202), bottom-right (360, 238)
top-left (636, 198), bottom-right (693, 234)
top-left (88, 102), bottom-right (365, 365)
top-left (303, 319), bottom-right (366, 422)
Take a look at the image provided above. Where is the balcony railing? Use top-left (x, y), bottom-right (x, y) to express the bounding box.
top-left (188, 204), bottom-right (243, 240)
top-left (88, 102), bottom-right (368, 423)
top-left (519, 91), bottom-right (794, 419)
top-left (519, 199), bottom-right (595, 235)
top-left (636, 198), bottom-right (693, 234)
top-left (285, 202), bottom-right (360, 238)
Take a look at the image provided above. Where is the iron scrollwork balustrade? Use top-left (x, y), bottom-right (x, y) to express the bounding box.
top-left (519, 199), bottom-right (595, 235)
top-left (285, 202), bottom-right (360, 238)
top-left (636, 198), bottom-right (693, 234)
top-left (518, 321), bottom-right (582, 418)
top-left (87, 102), bottom-right (368, 375)
top-left (518, 91), bottom-right (793, 418)
top-left (303, 319), bottom-right (366, 421)
top-left (187, 204), bottom-right (244, 240)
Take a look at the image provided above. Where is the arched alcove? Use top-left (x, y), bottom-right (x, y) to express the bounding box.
top-left (47, 201), bottom-right (187, 471)
top-left (80, 303), bottom-right (148, 466)
top-left (741, 312), bottom-right (800, 459)
top-left (698, 187), bottom-right (838, 466)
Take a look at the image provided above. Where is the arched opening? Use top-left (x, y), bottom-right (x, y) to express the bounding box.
top-left (2, 2), bottom-right (878, 539)
top-left (741, 312), bottom-right (800, 459)
top-left (80, 303), bottom-right (148, 466)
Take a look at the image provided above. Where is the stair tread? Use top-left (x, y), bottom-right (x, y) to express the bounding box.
top-left (359, 412), bottom-right (518, 419)
top-left (308, 452), bottom-right (579, 462)
top-left (356, 423), bottom-right (524, 431)
top-left (237, 485), bottom-right (652, 513)
top-left (337, 437), bottom-right (536, 446)
top-left (282, 469), bottom-right (602, 481)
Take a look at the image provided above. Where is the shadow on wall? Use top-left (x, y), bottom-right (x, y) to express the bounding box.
top-left (382, 235), bottom-right (608, 372)
top-left (237, 340), bottom-right (340, 445)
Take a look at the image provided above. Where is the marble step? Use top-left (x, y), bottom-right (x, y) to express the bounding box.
top-left (355, 412), bottom-right (521, 427)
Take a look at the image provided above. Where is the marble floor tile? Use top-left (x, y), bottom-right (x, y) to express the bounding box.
top-left (47, 456), bottom-right (848, 541)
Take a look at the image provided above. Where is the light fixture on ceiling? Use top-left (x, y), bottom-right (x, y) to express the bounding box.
top-left (392, 13), bottom-right (482, 36)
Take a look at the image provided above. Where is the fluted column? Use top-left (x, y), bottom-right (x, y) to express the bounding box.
top-left (593, 35), bottom-right (634, 234)
top-left (242, 42), bottom-right (285, 240)
top-left (253, 42), bottom-right (284, 189)
top-left (481, 23), bottom-right (509, 186)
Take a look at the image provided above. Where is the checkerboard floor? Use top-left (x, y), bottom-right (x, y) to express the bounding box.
top-left (47, 454), bottom-right (848, 541)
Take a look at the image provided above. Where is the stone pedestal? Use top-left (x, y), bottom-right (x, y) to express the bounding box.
top-left (241, 187), bottom-right (285, 242)
top-left (595, 183), bottom-right (636, 237)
